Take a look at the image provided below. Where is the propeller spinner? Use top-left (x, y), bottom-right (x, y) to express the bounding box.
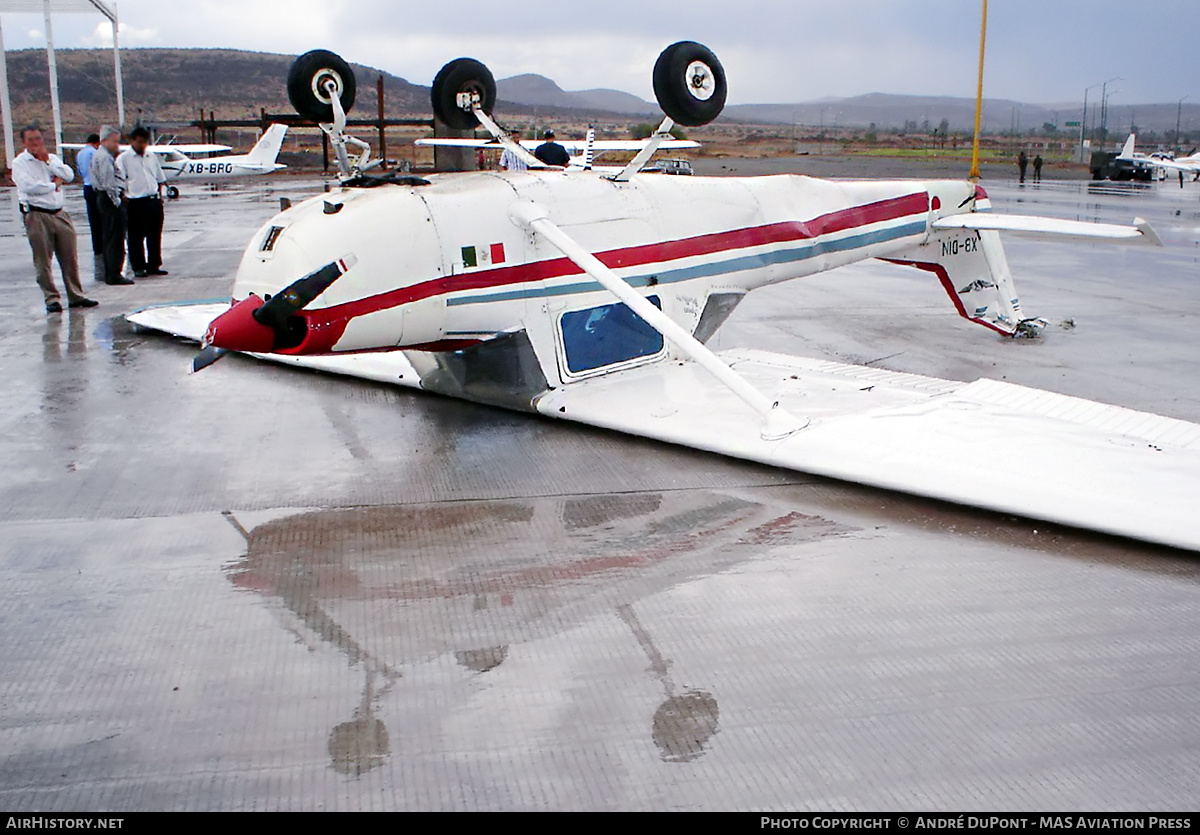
top-left (192, 254), bottom-right (357, 372)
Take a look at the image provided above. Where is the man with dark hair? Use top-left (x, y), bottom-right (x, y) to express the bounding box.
top-left (533, 129), bottom-right (571, 167)
top-left (11, 124), bottom-right (97, 312)
top-left (118, 126), bottom-right (168, 277)
top-left (74, 133), bottom-right (105, 280)
top-left (499, 130), bottom-right (529, 172)
top-left (75, 133), bottom-right (105, 281)
top-left (90, 125), bottom-right (134, 286)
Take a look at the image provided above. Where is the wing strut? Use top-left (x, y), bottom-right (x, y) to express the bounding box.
top-left (470, 105), bottom-right (546, 169)
top-left (508, 200), bottom-right (807, 440)
top-left (609, 116), bottom-right (676, 182)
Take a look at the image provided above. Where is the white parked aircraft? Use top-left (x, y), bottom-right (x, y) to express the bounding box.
top-left (416, 130), bottom-right (699, 171)
top-left (130, 45), bottom-right (1200, 553)
top-left (67, 124), bottom-right (288, 197)
top-left (1118, 133), bottom-right (1200, 185)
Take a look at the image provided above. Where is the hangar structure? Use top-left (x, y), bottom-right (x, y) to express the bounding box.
top-left (0, 0), bottom-right (125, 170)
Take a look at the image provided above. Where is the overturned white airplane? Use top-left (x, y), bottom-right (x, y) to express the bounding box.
top-left (131, 44), bottom-right (1200, 552)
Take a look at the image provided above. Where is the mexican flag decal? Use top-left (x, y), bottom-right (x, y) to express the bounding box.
top-left (461, 243), bottom-right (506, 269)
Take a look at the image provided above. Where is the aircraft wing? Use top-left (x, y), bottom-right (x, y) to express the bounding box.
top-left (542, 140), bottom-right (700, 151)
top-left (415, 139), bottom-right (699, 151)
top-left (414, 138), bottom-right (501, 148)
top-left (61, 142), bottom-right (235, 155)
top-left (154, 143), bottom-right (233, 155)
top-left (933, 214), bottom-right (1162, 245)
top-left (1138, 157), bottom-right (1200, 174)
top-left (128, 301), bottom-right (1200, 553)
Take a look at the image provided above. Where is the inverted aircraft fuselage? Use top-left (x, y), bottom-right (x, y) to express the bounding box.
top-left (213, 170), bottom-right (1008, 391)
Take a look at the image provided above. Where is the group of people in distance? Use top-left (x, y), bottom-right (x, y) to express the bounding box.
top-left (1017, 150), bottom-right (1044, 183)
top-left (12, 123), bottom-right (169, 314)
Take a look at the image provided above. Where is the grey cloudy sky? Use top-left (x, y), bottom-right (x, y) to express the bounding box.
top-left (2, 0), bottom-right (1196, 105)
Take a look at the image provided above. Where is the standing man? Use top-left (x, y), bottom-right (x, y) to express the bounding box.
top-left (1017, 150), bottom-right (1029, 183)
top-left (90, 125), bottom-right (134, 286)
top-left (75, 133), bottom-right (105, 281)
top-left (11, 124), bottom-right (97, 313)
top-left (118, 126), bottom-right (168, 278)
top-left (533, 129), bottom-right (571, 167)
top-left (1032, 154), bottom-right (1044, 183)
top-left (499, 130), bottom-right (529, 172)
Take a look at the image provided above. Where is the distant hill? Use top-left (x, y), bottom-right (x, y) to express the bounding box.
top-left (497, 73), bottom-right (658, 115)
top-left (3, 47), bottom-right (1197, 140)
top-left (1, 47), bottom-right (428, 128)
top-left (726, 93), bottom-right (1199, 137)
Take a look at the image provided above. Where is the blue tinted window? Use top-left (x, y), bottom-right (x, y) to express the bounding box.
top-left (560, 296), bottom-right (664, 374)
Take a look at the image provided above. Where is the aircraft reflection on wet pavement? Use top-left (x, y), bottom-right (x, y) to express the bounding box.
top-left (222, 490), bottom-right (851, 773)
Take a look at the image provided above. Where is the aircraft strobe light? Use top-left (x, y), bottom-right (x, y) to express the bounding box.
top-left (193, 254), bottom-right (358, 372)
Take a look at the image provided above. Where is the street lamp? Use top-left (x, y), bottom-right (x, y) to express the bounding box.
top-left (1099, 76), bottom-right (1123, 148)
top-left (1080, 82), bottom-right (1104, 161)
top-left (1177, 95), bottom-right (1190, 154)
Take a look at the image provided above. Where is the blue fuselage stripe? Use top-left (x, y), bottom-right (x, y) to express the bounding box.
top-left (446, 219), bottom-right (927, 306)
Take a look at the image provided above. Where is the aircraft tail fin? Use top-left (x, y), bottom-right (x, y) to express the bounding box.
top-left (883, 196), bottom-right (1028, 337)
top-left (247, 124), bottom-right (288, 164)
top-left (1120, 133), bottom-right (1136, 159)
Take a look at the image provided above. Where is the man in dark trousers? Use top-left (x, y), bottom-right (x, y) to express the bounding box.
top-left (75, 133), bottom-right (104, 281)
top-left (90, 125), bottom-right (134, 286)
top-left (11, 124), bottom-right (97, 312)
top-left (1033, 154), bottom-right (1043, 182)
top-left (118, 126), bottom-right (168, 277)
top-left (534, 129), bottom-right (571, 167)
top-left (1017, 150), bottom-right (1029, 183)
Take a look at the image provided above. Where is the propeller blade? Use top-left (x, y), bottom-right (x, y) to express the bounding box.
top-left (201, 254), bottom-right (359, 354)
top-left (254, 254), bottom-right (358, 331)
top-left (191, 345), bottom-right (228, 373)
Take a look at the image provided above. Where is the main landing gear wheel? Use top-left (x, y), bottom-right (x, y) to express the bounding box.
top-left (287, 49), bottom-right (357, 123)
top-left (652, 41), bottom-right (727, 127)
top-left (165, 185), bottom-right (179, 199)
top-left (431, 58), bottom-right (497, 131)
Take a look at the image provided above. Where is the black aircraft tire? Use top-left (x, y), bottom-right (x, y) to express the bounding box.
top-left (652, 41), bottom-right (727, 127)
top-left (287, 49), bottom-right (357, 124)
top-left (166, 185), bottom-right (179, 199)
top-left (431, 58), bottom-right (497, 131)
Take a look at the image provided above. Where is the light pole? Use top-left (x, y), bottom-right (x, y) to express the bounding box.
top-left (1176, 95), bottom-right (1190, 153)
top-left (968, 0), bottom-right (988, 180)
top-left (1099, 76), bottom-right (1122, 149)
top-left (1080, 82), bottom-right (1103, 162)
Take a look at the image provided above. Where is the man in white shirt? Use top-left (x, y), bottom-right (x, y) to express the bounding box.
top-left (499, 130), bottom-right (529, 172)
top-left (11, 124), bottom-right (97, 312)
top-left (117, 126), bottom-right (168, 278)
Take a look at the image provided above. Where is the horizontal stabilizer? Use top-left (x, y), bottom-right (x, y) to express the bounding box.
top-left (933, 213), bottom-right (1162, 246)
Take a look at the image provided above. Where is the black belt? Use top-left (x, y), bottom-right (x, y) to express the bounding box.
top-left (19, 203), bottom-right (61, 215)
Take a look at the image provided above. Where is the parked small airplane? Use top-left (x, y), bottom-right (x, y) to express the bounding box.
top-left (416, 130), bottom-right (699, 171)
top-left (67, 124), bottom-right (288, 197)
top-left (130, 45), bottom-right (1200, 552)
top-left (1118, 133), bottom-right (1200, 186)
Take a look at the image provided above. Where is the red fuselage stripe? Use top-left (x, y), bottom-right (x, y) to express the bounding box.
top-left (289, 191), bottom-right (930, 353)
